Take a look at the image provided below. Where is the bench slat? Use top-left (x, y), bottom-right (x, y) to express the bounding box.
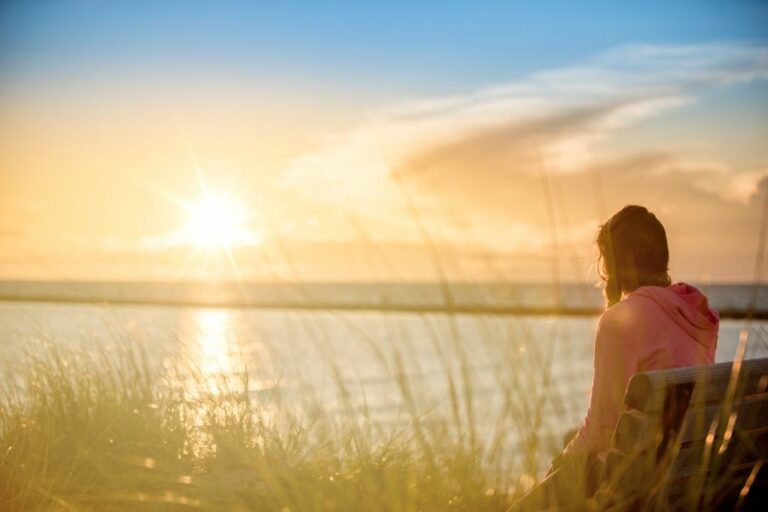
top-left (612, 409), bottom-right (662, 452)
top-left (670, 427), bottom-right (768, 479)
top-left (677, 393), bottom-right (768, 444)
top-left (625, 358), bottom-right (768, 413)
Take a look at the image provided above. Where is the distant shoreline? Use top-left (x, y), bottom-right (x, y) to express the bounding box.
top-left (1, 280), bottom-right (765, 319)
top-left (0, 294), bottom-right (765, 320)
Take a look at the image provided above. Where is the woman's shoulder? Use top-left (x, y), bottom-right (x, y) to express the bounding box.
top-left (598, 292), bottom-right (658, 333)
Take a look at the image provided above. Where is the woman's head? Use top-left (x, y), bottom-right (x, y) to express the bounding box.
top-left (597, 205), bottom-right (671, 307)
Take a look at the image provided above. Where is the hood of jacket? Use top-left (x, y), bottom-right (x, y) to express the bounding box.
top-left (630, 282), bottom-right (719, 347)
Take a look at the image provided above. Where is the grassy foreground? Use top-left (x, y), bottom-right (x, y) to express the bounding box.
top-left (0, 335), bottom-right (561, 512)
top-left (2, 336), bottom-right (761, 511)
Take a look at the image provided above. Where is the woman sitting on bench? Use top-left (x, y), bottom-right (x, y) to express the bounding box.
top-left (519, 205), bottom-right (720, 510)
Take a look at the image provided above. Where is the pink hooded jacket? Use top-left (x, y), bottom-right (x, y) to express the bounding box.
top-left (565, 282), bottom-right (719, 457)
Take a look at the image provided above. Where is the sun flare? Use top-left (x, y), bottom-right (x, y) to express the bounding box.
top-left (180, 193), bottom-right (261, 250)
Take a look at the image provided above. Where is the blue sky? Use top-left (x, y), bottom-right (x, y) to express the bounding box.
top-left (2, 1), bottom-right (767, 97)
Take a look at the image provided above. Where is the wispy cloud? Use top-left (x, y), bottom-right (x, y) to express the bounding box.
top-left (281, 42), bottom-right (768, 213)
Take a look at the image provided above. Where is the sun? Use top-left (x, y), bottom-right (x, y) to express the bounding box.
top-left (180, 193), bottom-right (261, 251)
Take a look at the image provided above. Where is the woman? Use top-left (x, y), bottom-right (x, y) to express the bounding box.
top-left (519, 205), bottom-right (719, 510)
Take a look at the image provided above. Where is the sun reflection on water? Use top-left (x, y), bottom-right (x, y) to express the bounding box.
top-left (182, 308), bottom-right (278, 395)
top-left (197, 310), bottom-right (235, 375)
top-left (182, 309), bottom-right (244, 394)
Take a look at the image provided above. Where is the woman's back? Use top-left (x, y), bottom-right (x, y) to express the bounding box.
top-left (571, 282), bottom-right (719, 457)
top-left (617, 282), bottom-right (718, 372)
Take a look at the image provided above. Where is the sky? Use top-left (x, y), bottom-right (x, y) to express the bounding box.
top-left (1, 1), bottom-right (767, 283)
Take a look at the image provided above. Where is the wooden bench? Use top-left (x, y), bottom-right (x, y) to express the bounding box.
top-left (595, 357), bottom-right (768, 510)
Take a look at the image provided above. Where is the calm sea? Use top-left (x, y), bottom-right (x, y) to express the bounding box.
top-left (1, 282), bottom-right (766, 457)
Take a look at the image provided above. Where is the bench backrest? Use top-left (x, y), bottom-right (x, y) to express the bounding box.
top-left (597, 357), bottom-right (768, 510)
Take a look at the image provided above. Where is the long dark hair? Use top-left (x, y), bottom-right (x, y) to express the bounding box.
top-left (597, 205), bottom-right (671, 307)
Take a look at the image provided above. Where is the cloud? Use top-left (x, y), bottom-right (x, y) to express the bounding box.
top-left (281, 42), bottom-right (768, 218)
top-left (668, 162), bottom-right (768, 204)
top-left (274, 41), bottom-right (768, 282)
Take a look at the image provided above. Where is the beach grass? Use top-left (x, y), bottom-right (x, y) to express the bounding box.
top-left (1, 322), bottom-right (758, 511)
top-left (0, 333), bottom-right (551, 512)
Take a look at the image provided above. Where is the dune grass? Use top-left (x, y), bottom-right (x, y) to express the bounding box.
top-left (0, 331), bottom-right (550, 512)
top-left (1, 319), bottom-right (760, 511)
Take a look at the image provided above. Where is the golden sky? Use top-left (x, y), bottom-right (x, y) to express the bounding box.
top-left (1, 4), bottom-right (767, 283)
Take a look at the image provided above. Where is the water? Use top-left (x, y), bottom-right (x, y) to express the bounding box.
top-left (1, 299), bottom-right (767, 457)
